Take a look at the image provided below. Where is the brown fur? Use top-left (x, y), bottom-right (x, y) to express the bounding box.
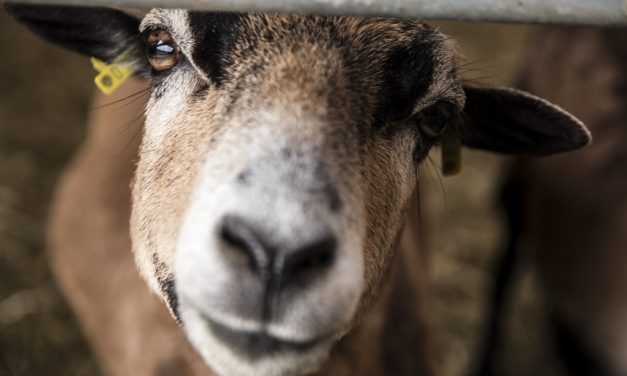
top-left (130, 15), bottom-right (464, 316)
top-left (50, 78), bottom-right (436, 375)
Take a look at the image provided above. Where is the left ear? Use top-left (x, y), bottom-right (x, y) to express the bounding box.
top-left (3, 4), bottom-right (148, 73)
top-left (458, 84), bottom-right (591, 156)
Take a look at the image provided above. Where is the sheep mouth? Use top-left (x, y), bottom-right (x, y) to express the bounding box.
top-left (206, 317), bottom-right (328, 360)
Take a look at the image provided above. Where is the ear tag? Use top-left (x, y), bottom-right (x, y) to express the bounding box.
top-left (441, 127), bottom-right (462, 176)
top-left (91, 48), bottom-right (134, 95)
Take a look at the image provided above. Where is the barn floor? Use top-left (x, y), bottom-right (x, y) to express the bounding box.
top-left (0, 11), bottom-right (563, 376)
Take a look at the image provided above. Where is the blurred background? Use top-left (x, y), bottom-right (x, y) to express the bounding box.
top-left (0, 10), bottom-right (566, 376)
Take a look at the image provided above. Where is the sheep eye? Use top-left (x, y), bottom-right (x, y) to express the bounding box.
top-left (416, 102), bottom-right (453, 138)
top-left (145, 31), bottom-right (180, 72)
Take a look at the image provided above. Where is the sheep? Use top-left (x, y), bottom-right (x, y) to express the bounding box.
top-left (5, 5), bottom-right (590, 376)
top-left (475, 27), bottom-right (627, 376)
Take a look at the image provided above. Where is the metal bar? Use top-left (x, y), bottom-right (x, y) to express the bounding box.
top-left (4, 0), bottom-right (627, 26)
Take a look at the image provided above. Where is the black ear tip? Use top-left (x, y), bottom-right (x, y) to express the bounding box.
top-left (460, 84), bottom-right (594, 157)
top-left (532, 118), bottom-right (592, 156)
top-left (554, 109), bottom-right (592, 153)
top-left (577, 122), bottom-right (593, 147)
top-left (521, 89), bottom-right (593, 155)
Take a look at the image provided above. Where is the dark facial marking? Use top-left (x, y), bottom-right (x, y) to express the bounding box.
top-left (153, 254), bottom-right (180, 323)
top-left (188, 12), bottom-right (244, 86)
top-left (377, 30), bottom-right (438, 123)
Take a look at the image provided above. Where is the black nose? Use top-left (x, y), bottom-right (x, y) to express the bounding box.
top-left (219, 216), bottom-right (337, 286)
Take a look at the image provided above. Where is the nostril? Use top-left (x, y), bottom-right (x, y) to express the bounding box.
top-left (283, 236), bottom-right (337, 283)
top-left (219, 218), bottom-right (337, 287)
top-left (219, 217), bottom-right (266, 272)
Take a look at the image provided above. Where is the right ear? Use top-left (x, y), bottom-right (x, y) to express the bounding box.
top-left (4, 4), bottom-right (148, 72)
top-left (457, 84), bottom-right (591, 156)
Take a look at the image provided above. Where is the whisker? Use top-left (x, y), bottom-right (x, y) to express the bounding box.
top-left (459, 67), bottom-right (497, 75)
top-left (89, 87), bottom-right (151, 110)
top-left (110, 90), bottom-right (150, 113)
top-left (424, 153), bottom-right (448, 210)
top-left (455, 57), bottom-right (495, 69)
top-left (414, 165), bottom-right (424, 229)
top-left (462, 75), bottom-right (501, 83)
top-left (114, 115), bottom-right (144, 139)
top-left (114, 106), bottom-right (146, 137)
top-left (116, 118), bottom-right (144, 159)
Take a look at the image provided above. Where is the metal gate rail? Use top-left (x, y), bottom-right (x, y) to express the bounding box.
top-left (4, 0), bottom-right (627, 26)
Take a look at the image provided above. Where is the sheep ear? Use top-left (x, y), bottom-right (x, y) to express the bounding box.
top-left (458, 84), bottom-right (591, 156)
top-left (4, 4), bottom-right (148, 72)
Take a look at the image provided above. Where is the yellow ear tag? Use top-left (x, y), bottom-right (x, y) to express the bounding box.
top-left (441, 127), bottom-right (462, 176)
top-left (91, 48), bottom-right (134, 95)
